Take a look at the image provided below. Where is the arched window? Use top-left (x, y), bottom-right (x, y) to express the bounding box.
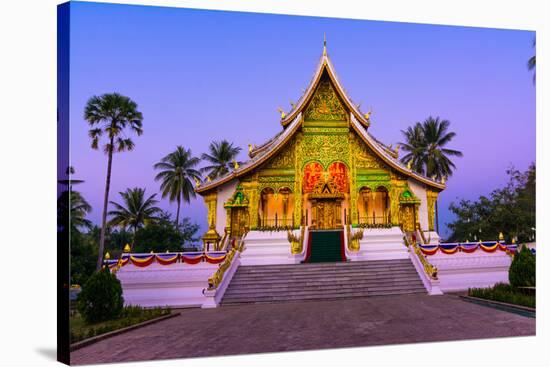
top-left (259, 187), bottom-right (294, 228)
top-left (303, 162), bottom-right (323, 193)
top-left (328, 162), bottom-right (349, 193)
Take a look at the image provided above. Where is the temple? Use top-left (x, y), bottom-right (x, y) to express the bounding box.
top-left (195, 41), bottom-right (445, 257)
top-left (110, 41), bottom-right (515, 309)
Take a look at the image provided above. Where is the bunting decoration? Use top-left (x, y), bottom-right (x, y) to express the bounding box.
top-left (205, 252), bottom-right (227, 264)
top-left (459, 243), bottom-right (478, 253)
top-left (439, 243), bottom-right (459, 255)
top-left (418, 244), bottom-right (438, 256)
top-left (479, 242), bottom-right (499, 253)
top-left (418, 241), bottom-right (514, 256)
top-left (181, 253), bottom-right (204, 264)
top-left (155, 253), bottom-right (180, 265)
top-left (103, 251), bottom-right (232, 269)
top-left (130, 254), bottom-right (156, 267)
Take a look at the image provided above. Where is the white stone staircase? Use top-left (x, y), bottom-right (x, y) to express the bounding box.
top-left (239, 230), bottom-right (302, 266)
top-left (221, 259), bottom-right (426, 305)
top-left (347, 226), bottom-right (409, 261)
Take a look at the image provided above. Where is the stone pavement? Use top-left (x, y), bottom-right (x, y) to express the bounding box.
top-left (71, 294), bottom-right (535, 365)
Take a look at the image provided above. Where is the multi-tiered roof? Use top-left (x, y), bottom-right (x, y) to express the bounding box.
top-left (196, 42), bottom-right (445, 194)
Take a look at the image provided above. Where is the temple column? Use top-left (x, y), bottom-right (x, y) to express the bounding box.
top-left (203, 192), bottom-right (217, 228)
top-left (426, 190), bottom-right (438, 231)
top-left (389, 184), bottom-right (401, 226)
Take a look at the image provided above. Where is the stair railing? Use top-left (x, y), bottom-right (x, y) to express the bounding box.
top-left (404, 234), bottom-right (442, 295)
top-left (202, 235), bottom-right (246, 308)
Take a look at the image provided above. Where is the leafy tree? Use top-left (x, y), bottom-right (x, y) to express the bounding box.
top-left (509, 245), bottom-right (536, 288)
top-left (154, 146), bottom-right (201, 226)
top-left (447, 164), bottom-right (536, 243)
top-left (400, 116), bottom-right (462, 181)
top-left (200, 140), bottom-right (242, 180)
top-left (84, 93), bottom-right (143, 270)
top-left (133, 211), bottom-right (200, 253)
top-left (108, 187), bottom-right (162, 247)
top-left (76, 267), bottom-right (124, 323)
top-left (70, 231), bottom-right (98, 286)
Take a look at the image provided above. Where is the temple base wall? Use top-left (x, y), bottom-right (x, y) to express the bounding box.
top-left (429, 251), bottom-right (512, 292)
top-left (116, 263), bottom-right (218, 308)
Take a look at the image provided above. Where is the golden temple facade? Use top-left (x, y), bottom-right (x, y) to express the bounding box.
top-left (196, 43), bottom-right (445, 243)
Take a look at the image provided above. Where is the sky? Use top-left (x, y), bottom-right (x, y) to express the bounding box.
top-left (68, 1), bottom-right (536, 240)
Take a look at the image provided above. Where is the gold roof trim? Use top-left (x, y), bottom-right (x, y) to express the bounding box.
top-left (350, 114), bottom-right (446, 190)
top-left (280, 49), bottom-right (370, 128)
top-left (195, 113), bottom-right (303, 194)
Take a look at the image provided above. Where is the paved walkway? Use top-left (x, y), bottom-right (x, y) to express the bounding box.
top-left (71, 294), bottom-right (535, 365)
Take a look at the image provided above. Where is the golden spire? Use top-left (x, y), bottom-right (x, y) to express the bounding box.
top-left (104, 252), bottom-right (111, 260)
top-left (233, 159), bottom-right (240, 170)
top-left (323, 33), bottom-right (327, 56)
top-left (194, 177), bottom-right (201, 188)
top-left (123, 243), bottom-right (131, 253)
top-left (277, 107), bottom-right (286, 118)
top-left (498, 232), bottom-right (504, 241)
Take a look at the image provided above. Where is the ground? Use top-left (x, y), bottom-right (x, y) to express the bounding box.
top-left (71, 294), bottom-right (535, 365)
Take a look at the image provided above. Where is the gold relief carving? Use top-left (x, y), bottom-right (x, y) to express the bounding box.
top-left (302, 133), bottom-right (349, 168)
top-left (349, 136), bottom-right (358, 224)
top-left (389, 180), bottom-right (406, 226)
top-left (303, 127), bottom-right (348, 134)
top-left (400, 204), bottom-right (415, 232)
top-left (426, 190), bottom-right (438, 231)
top-left (203, 192), bottom-right (217, 228)
top-left (304, 76), bottom-right (348, 121)
top-left (352, 135), bottom-right (386, 170)
top-left (265, 138), bottom-right (296, 169)
top-left (294, 133), bottom-right (303, 226)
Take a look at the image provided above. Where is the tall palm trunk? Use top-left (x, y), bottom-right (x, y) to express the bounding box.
top-left (96, 139), bottom-right (114, 270)
top-left (175, 195), bottom-right (181, 229)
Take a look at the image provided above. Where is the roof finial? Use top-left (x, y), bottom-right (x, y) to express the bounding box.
top-left (323, 33), bottom-right (327, 56)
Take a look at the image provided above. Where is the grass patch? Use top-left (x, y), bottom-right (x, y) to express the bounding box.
top-left (70, 305), bottom-right (171, 344)
top-left (468, 283), bottom-right (535, 309)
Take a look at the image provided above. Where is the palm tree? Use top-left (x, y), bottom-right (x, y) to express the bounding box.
top-left (400, 116), bottom-right (463, 181)
top-left (57, 190), bottom-right (93, 234)
top-left (57, 166), bottom-right (91, 234)
top-left (108, 187), bottom-right (162, 246)
top-left (399, 123), bottom-right (425, 174)
top-left (154, 146), bottom-right (201, 226)
top-left (528, 39), bottom-right (536, 83)
top-left (200, 140), bottom-right (242, 180)
top-left (84, 93), bottom-right (143, 270)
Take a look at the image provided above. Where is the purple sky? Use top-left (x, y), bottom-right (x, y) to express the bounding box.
top-left (68, 2), bottom-right (535, 239)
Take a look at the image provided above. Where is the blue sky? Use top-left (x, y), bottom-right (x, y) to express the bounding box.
top-left (68, 1), bottom-right (535, 239)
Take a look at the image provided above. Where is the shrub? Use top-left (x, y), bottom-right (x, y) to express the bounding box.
top-left (469, 283), bottom-right (535, 309)
top-left (76, 268), bottom-right (124, 323)
top-left (509, 245), bottom-right (536, 288)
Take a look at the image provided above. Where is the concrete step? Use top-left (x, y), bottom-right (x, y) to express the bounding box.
top-left (237, 259), bottom-right (412, 270)
top-left (232, 269), bottom-right (419, 281)
top-left (222, 288), bottom-right (426, 304)
top-left (235, 264), bottom-right (416, 275)
top-left (236, 263), bottom-right (415, 274)
top-left (221, 258), bottom-right (426, 305)
top-left (224, 281), bottom-right (425, 296)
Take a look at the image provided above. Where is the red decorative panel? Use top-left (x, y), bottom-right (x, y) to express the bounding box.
top-left (328, 162), bottom-right (349, 193)
top-left (303, 162), bottom-right (323, 193)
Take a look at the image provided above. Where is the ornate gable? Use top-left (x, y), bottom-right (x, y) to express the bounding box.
top-left (304, 73), bottom-right (348, 121)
